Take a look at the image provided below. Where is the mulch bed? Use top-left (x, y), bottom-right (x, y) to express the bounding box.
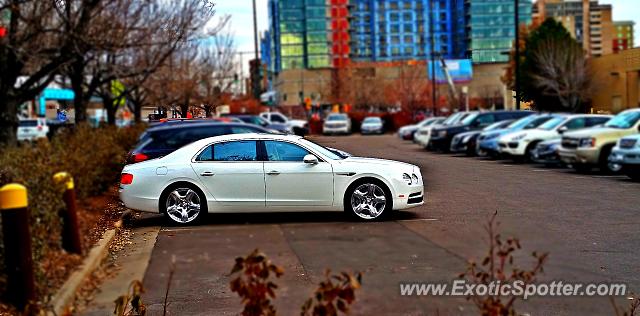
top-left (0, 185), bottom-right (126, 314)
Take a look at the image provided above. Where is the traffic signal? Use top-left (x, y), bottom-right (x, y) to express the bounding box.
top-left (0, 26), bottom-right (6, 38)
top-left (249, 58), bottom-right (262, 99)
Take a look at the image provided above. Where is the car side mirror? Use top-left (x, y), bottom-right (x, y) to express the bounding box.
top-left (558, 126), bottom-right (568, 134)
top-left (303, 154), bottom-right (319, 164)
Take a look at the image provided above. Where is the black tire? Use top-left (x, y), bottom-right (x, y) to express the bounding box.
top-left (160, 182), bottom-right (207, 225)
top-left (599, 145), bottom-right (619, 174)
top-left (524, 141), bottom-right (540, 162)
top-left (344, 178), bottom-right (392, 221)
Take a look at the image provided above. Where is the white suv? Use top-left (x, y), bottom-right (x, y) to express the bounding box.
top-left (18, 118), bottom-right (49, 141)
top-left (498, 114), bottom-right (611, 161)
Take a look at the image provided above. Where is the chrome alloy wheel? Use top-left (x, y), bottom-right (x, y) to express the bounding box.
top-left (350, 183), bottom-right (386, 220)
top-left (165, 188), bottom-right (201, 224)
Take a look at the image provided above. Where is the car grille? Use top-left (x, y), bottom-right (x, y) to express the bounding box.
top-left (562, 137), bottom-right (579, 149)
top-left (326, 123), bottom-right (346, 128)
top-left (499, 143), bottom-right (507, 148)
top-left (508, 142), bottom-right (518, 149)
top-left (419, 130), bottom-right (430, 136)
top-left (620, 138), bottom-right (637, 149)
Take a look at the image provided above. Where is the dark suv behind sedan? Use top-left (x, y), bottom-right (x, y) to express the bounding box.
top-left (127, 122), bottom-right (271, 164)
top-left (430, 111), bottom-right (533, 152)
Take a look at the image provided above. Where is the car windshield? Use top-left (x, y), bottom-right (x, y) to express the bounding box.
top-left (508, 115), bottom-right (548, 129)
top-left (461, 113), bottom-right (480, 125)
top-left (442, 113), bottom-right (462, 125)
top-left (299, 138), bottom-right (344, 160)
top-left (327, 114), bottom-right (348, 121)
top-left (239, 116), bottom-right (269, 126)
top-left (604, 111), bottom-right (640, 129)
top-left (484, 120), bottom-right (512, 131)
top-left (363, 117), bottom-right (381, 123)
top-left (19, 120), bottom-right (39, 127)
top-left (538, 116), bottom-right (566, 130)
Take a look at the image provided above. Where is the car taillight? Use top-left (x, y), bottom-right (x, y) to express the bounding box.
top-left (120, 173), bottom-right (133, 185)
top-left (37, 126), bottom-right (43, 131)
top-left (132, 153), bottom-right (149, 163)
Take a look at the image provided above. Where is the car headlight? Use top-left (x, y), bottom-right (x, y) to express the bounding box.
top-left (462, 135), bottom-right (472, 143)
top-left (438, 130), bottom-right (447, 137)
top-left (579, 138), bottom-right (596, 148)
top-left (402, 173), bottom-right (412, 185)
top-left (411, 173), bottom-right (419, 184)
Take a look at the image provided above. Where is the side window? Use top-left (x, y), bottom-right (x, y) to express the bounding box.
top-left (586, 117), bottom-right (608, 127)
top-left (195, 145), bottom-right (213, 161)
top-left (213, 141), bottom-right (257, 161)
top-left (271, 114), bottom-right (287, 123)
top-left (563, 118), bottom-right (586, 130)
top-left (264, 141), bottom-right (310, 162)
top-left (475, 114), bottom-right (495, 126)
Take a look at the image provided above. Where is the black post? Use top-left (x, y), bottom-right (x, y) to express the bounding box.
top-left (0, 184), bottom-right (36, 310)
top-left (54, 172), bottom-right (82, 254)
top-left (430, 0), bottom-right (437, 116)
top-left (514, 0), bottom-right (520, 110)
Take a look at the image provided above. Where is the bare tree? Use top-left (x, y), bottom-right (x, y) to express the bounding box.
top-left (529, 37), bottom-right (591, 112)
top-left (196, 19), bottom-right (236, 117)
top-left (384, 65), bottom-right (433, 115)
top-left (0, 0), bottom-right (99, 145)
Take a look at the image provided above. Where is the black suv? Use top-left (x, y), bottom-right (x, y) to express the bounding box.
top-left (127, 122), bottom-right (271, 164)
top-left (430, 111), bottom-right (532, 152)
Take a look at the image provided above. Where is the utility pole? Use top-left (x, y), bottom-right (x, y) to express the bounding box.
top-left (252, 0), bottom-right (261, 100)
top-left (514, 0), bottom-right (520, 110)
top-left (429, 0), bottom-right (437, 116)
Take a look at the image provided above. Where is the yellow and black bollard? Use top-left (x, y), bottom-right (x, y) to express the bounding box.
top-left (0, 183), bottom-right (36, 310)
top-left (53, 172), bottom-right (82, 254)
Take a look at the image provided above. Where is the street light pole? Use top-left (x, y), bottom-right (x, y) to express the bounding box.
top-left (430, 0), bottom-right (437, 116)
top-left (252, 0), bottom-right (260, 99)
top-left (514, 0), bottom-right (520, 110)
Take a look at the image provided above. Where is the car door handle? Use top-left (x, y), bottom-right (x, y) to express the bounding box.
top-left (200, 171), bottom-right (215, 177)
top-left (266, 170), bottom-right (280, 175)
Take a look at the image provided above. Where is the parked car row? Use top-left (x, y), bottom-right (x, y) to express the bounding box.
top-left (399, 108), bottom-right (640, 181)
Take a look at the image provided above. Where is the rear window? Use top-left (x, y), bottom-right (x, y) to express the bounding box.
top-left (19, 120), bottom-right (38, 127)
top-left (141, 124), bottom-right (265, 151)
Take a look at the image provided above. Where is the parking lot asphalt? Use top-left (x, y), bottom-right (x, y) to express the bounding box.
top-left (140, 134), bottom-right (640, 315)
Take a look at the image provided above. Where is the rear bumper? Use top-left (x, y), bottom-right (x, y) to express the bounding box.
top-left (119, 187), bottom-right (159, 213)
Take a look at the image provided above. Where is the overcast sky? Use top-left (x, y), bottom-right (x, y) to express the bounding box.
top-left (216, 0), bottom-right (639, 55)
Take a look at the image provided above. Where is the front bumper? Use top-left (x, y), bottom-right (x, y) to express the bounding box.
top-left (323, 126), bottom-right (350, 134)
top-left (559, 147), bottom-right (600, 165)
top-left (361, 127), bottom-right (383, 134)
top-left (450, 138), bottom-right (468, 153)
top-left (609, 149), bottom-right (640, 166)
top-left (531, 148), bottom-right (561, 164)
top-left (393, 187), bottom-right (424, 210)
top-left (498, 140), bottom-right (528, 156)
top-left (415, 132), bottom-right (431, 147)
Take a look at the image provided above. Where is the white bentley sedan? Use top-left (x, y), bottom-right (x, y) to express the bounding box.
top-left (119, 133), bottom-right (424, 225)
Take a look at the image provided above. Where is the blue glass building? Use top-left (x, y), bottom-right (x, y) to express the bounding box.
top-left (266, 0), bottom-right (532, 72)
top-left (349, 0), bottom-right (467, 62)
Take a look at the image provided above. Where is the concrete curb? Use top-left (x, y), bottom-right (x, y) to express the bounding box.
top-left (49, 226), bottom-right (118, 316)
